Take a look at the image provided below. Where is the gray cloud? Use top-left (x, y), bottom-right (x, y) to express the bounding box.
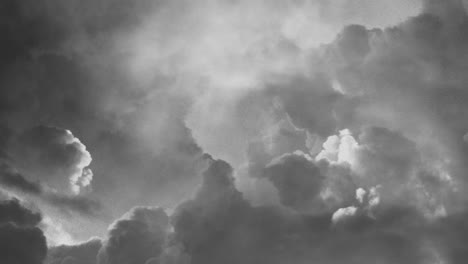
top-left (263, 152), bottom-right (325, 212)
top-left (4, 0), bottom-right (468, 264)
top-left (168, 157), bottom-right (438, 264)
top-left (0, 223), bottom-right (48, 264)
top-left (0, 164), bottom-right (42, 195)
top-left (97, 207), bottom-right (170, 264)
top-left (266, 75), bottom-right (345, 137)
top-left (46, 238), bottom-right (102, 264)
top-left (0, 198), bottom-right (42, 226)
top-left (10, 125), bottom-right (93, 194)
top-left (0, 157), bottom-right (101, 217)
top-left (0, 0), bottom-right (208, 242)
top-left (0, 198), bottom-right (47, 264)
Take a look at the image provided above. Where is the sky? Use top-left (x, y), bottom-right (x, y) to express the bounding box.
top-left (3, 0), bottom-right (468, 263)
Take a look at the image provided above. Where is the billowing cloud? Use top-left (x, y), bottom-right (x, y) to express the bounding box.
top-left (5, 1), bottom-right (468, 264)
top-left (97, 207), bottom-right (170, 264)
top-left (263, 151), bottom-right (325, 212)
top-left (168, 157), bottom-right (438, 264)
top-left (0, 156), bottom-right (100, 217)
top-left (0, 198), bottom-right (47, 264)
top-left (10, 125), bottom-right (93, 194)
top-left (0, 0), bottom-right (208, 242)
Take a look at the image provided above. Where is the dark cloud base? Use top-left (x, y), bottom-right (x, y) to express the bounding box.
top-left (0, 198), bottom-right (47, 264)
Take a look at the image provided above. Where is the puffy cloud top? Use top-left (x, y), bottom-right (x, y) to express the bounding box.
top-left (98, 207), bottom-right (169, 264)
top-left (12, 125), bottom-right (93, 194)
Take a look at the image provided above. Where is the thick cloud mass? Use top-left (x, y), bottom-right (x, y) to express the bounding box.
top-left (263, 152), bottom-right (325, 212)
top-left (0, 0), bottom-right (207, 242)
top-left (0, 224), bottom-right (48, 264)
top-left (168, 157), bottom-right (433, 264)
top-left (11, 125), bottom-right (93, 194)
top-left (0, 198), bottom-right (42, 226)
top-left (4, 0), bottom-right (468, 264)
top-left (0, 198), bottom-right (47, 264)
top-left (98, 207), bottom-right (169, 264)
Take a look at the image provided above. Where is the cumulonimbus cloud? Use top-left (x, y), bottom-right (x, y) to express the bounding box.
top-left (3, 0), bottom-right (468, 264)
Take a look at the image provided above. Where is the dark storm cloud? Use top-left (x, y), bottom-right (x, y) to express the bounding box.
top-left (0, 198), bottom-right (41, 226)
top-left (245, 136), bottom-right (356, 212)
top-left (36, 150), bottom-right (468, 264)
top-left (97, 207), bottom-right (170, 264)
top-left (169, 157), bottom-right (444, 264)
top-left (0, 223), bottom-right (48, 264)
top-left (46, 238), bottom-right (102, 264)
top-left (0, 0), bottom-right (208, 242)
top-left (263, 152), bottom-right (325, 212)
top-left (318, 0), bottom-right (468, 143)
top-left (4, 1), bottom-right (468, 264)
top-left (171, 158), bottom-right (296, 264)
top-left (303, 1), bottom-right (468, 211)
top-left (0, 198), bottom-right (47, 264)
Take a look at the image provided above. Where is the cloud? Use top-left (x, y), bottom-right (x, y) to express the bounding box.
top-left (0, 16), bottom-right (207, 238)
top-left (0, 223), bottom-right (48, 264)
top-left (10, 125), bottom-right (93, 194)
top-left (97, 207), bottom-right (170, 264)
top-left (0, 164), bottom-right (42, 195)
top-left (315, 127), bottom-right (455, 217)
top-left (0, 198), bottom-right (47, 264)
top-left (169, 157), bottom-right (443, 264)
top-left (171, 158), bottom-right (301, 264)
top-left (353, 126), bottom-right (420, 188)
top-left (0, 162), bottom-right (101, 217)
top-left (44, 193), bottom-right (101, 217)
top-left (33, 150), bottom-right (462, 264)
top-left (46, 238), bottom-right (102, 264)
top-left (4, 1), bottom-right (468, 264)
top-left (331, 206), bottom-right (358, 224)
top-left (0, 198), bottom-right (42, 226)
top-left (263, 151), bottom-right (325, 212)
top-left (266, 75), bottom-right (346, 137)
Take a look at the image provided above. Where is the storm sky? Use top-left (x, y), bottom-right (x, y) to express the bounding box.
top-left (2, 0), bottom-right (468, 263)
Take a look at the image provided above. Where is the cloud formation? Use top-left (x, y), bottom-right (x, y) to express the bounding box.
top-left (46, 238), bottom-right (102, 264)
top-left (11, 125), bottom-right (93, 194)
top-left (4, 1), bottom-right (468, 264)
top-left (0, 198), bottom-right (47, 264)
top-left (97, 207), bottom-right (170, 264)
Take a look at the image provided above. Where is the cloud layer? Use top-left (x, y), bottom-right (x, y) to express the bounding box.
top-left (3, 0), bottom-right (468, 264)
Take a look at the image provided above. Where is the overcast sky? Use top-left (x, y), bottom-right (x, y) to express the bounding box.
top-left (3, 0), bottom-right (468, 264)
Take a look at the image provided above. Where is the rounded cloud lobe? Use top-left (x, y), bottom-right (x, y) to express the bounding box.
top-left (0, 198), bottom-right (47, 264)
top-left (12, 125), bottom-right (93, 194)
top-left (97, 207), bottom-right (170, 264)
